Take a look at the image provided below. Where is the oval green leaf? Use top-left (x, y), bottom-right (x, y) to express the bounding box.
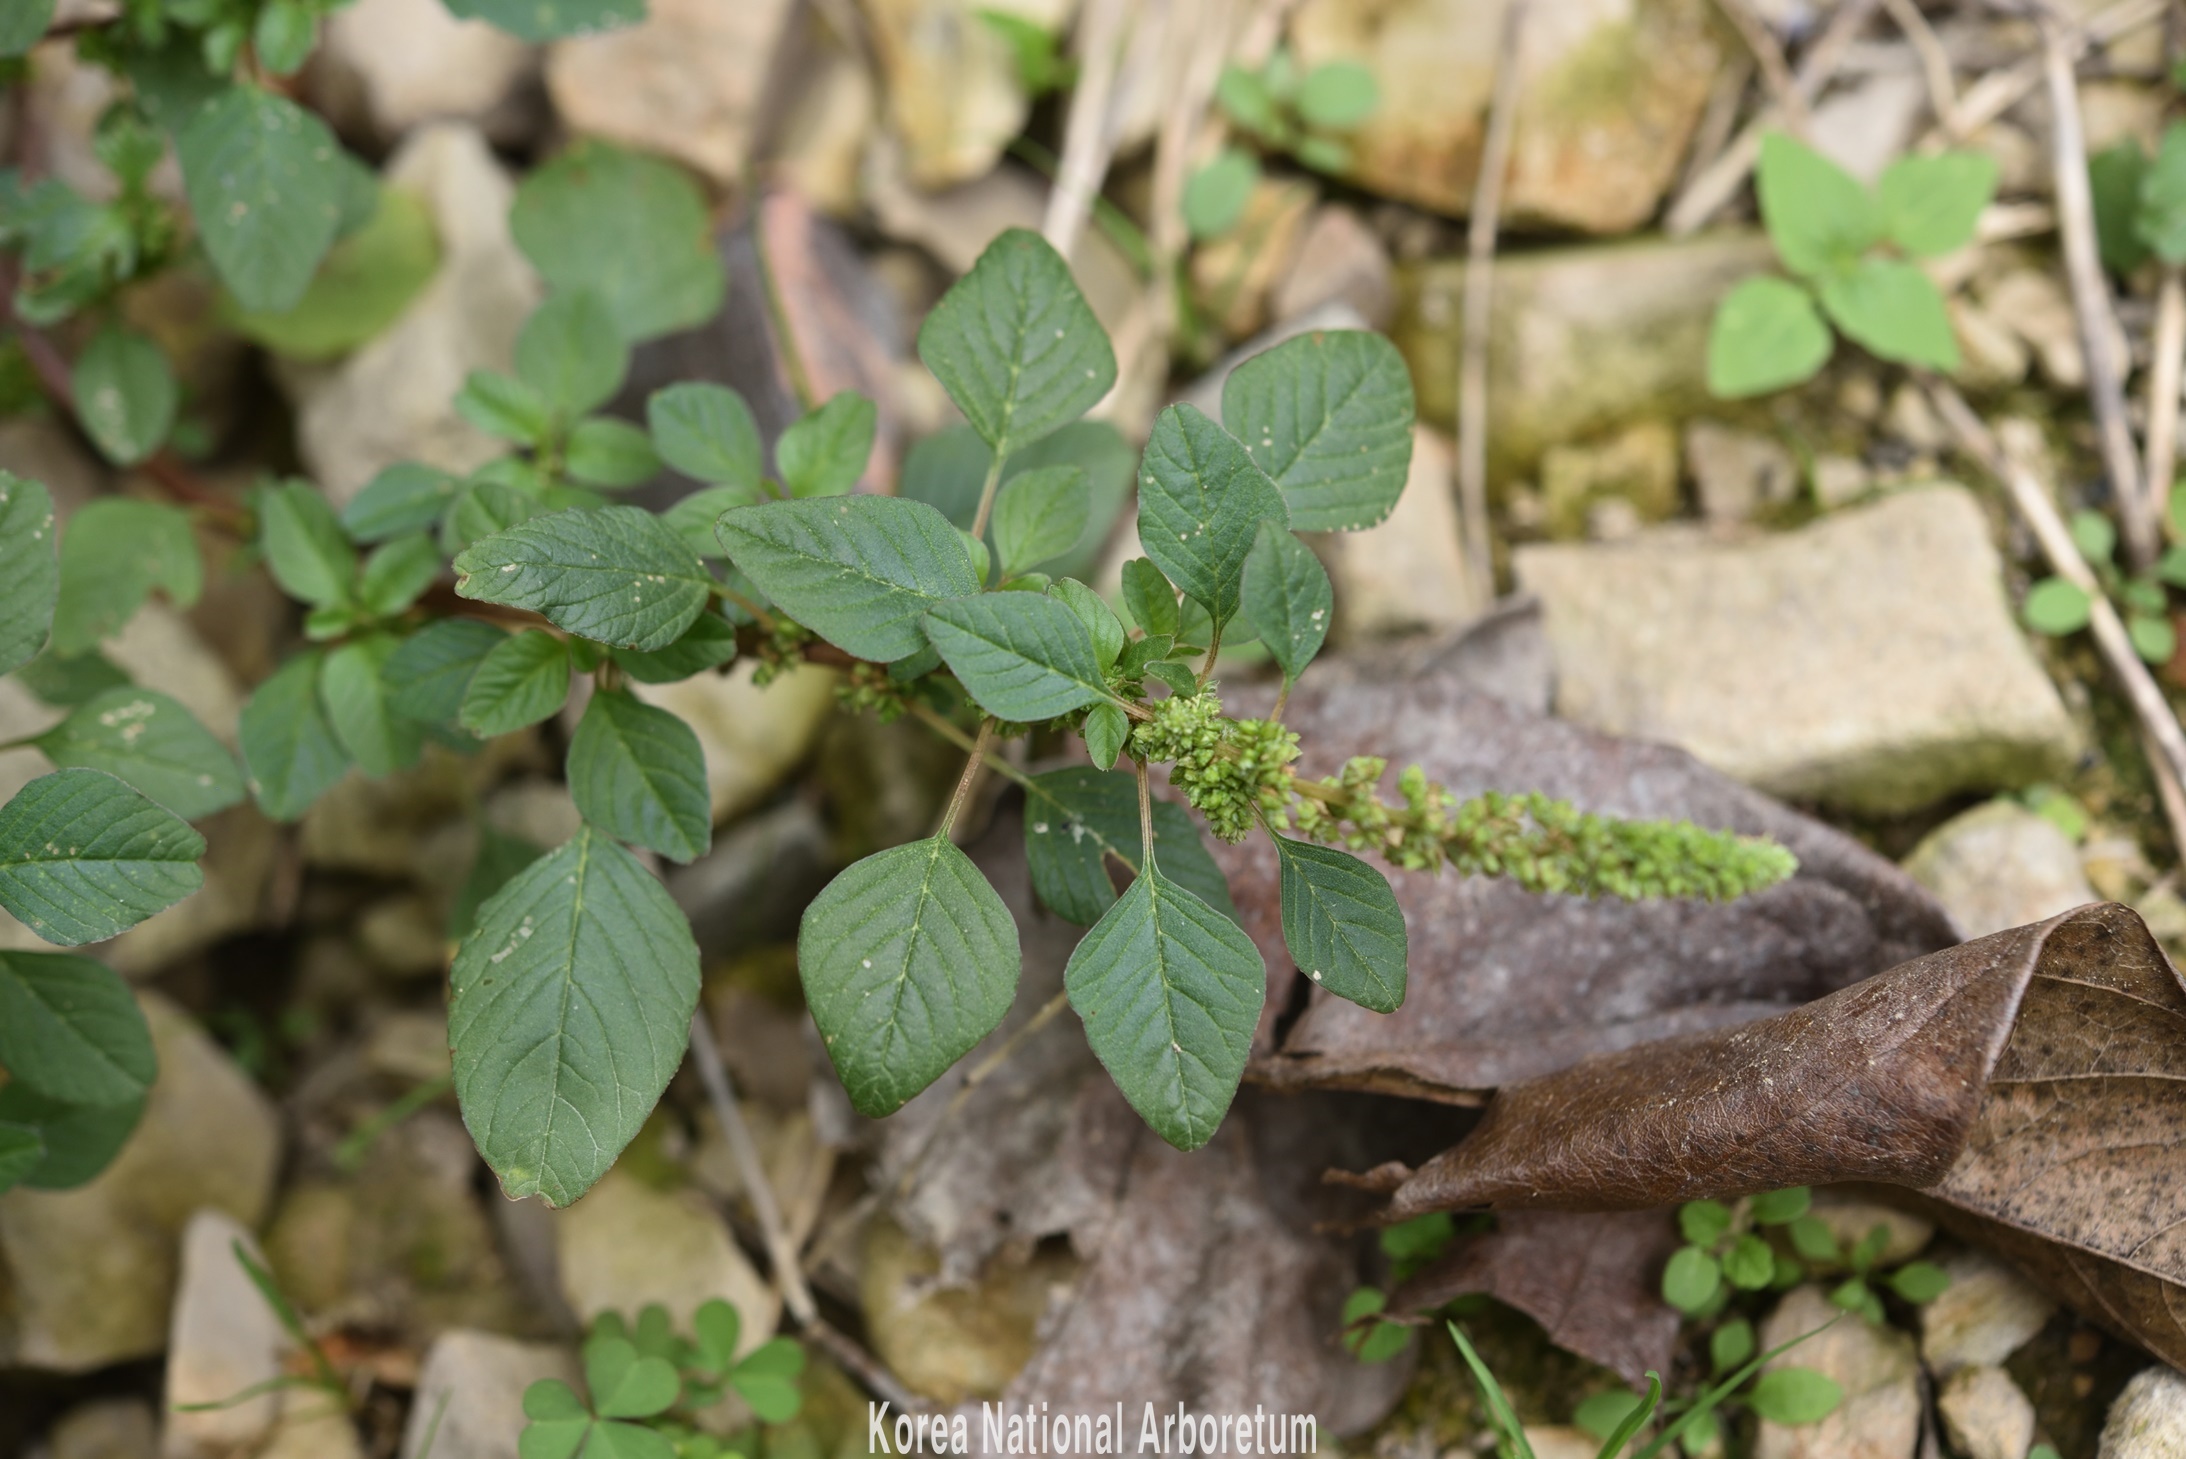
top-left (922, 593), bottom-right (1112, 722)
top-left (0, 769), bottom-right (206, 946)
top-left (33, 687), bottom-right (245, 820)
top-left (567, 690), bottom-right (711, 864)
top-left (1273, 835), bottom-right (1406, 1013)
top-left (1220, 330), bottom-right (1414, 531)
top-left (453, 506), bottom-right (712, 652)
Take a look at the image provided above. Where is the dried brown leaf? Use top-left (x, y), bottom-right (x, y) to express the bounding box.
top-left (1376, 903), bottom-right (2186, 1367)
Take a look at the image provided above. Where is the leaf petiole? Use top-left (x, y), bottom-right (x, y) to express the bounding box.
top-left (936, 717), bottom-right (997, 839)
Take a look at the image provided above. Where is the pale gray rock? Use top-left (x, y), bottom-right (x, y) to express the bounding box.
top-left (0, 994), bottom-right (279, 1372)
top-left (2101, 1366), bottom-right (2186, 1459)
top-left (399, 1330), bottom-right (580, 1459)
top-left (1903, 801), bottom-right (2098, 940)
top-left (1921, 1249), bottom-right (2057, 1376)
top-left (289, 124), bottom-right (540, 506)
top-left (1800, 1194), bottom-right (1933, 1271)
top-left (1273, 205), bottom-right (1395, 329)
top-left (546, 0), bottom-right (797, 185)
top-left (1939, 1365), bottom-right (2036, 1459)
top-left (1756, 1285), bottom-right (1920, 1459)
top-left (553, 1167), bottom-right (780, 1357)
top-left (161, 1211), bottom-right (288, 1459)
top-left (317, 0), bottom-right (535, 142)
top-left (45, 1399), bottom-right (157, 1459)
top-left (1515, 486), bottom-right (2080, 813)
top-left (863, 0), bottom-right (1068, 188)
top-left (1326, 428), bottom-right (1484, 638)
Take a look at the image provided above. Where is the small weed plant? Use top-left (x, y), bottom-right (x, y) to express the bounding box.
top-left (519, 1301), bottom-right (802, 1459)
top-left (1707, 134), bottom-right (1998, 398)
top-left (1185, 47), bottom-right (1380, 239)
top-left (2021, 502), bottom-right (2186, 665)
top-left (0, 6), bottom-right (1794, 1208)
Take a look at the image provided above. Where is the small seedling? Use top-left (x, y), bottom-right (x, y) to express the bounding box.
top-left (1707, 134), bottom-right (1997, 398)
top-left (1185, 48), bottom-right (1380, 238)
top-left (520, 1301), bottom-right (803, 1459)
top-left (2021, 504), bottom-right (2186, 665)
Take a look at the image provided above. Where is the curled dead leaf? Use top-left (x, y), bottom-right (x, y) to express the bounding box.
top-left (1374, 902), bottom-right (2186, 1367)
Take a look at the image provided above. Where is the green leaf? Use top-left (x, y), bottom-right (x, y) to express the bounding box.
top-left (585, 1335), bottom-right (680, 1419)
top-left (0, 950), bottom-right (155, 1105)
top-left (777, 392), bottom-right (876, 498)
top-left (452, 826), bottom-right (542, 940)
top-left (1757, 132), bottom-right (1881, 278)
top-left (2133, 612), bottom-right (2177, 664)
top-left (178, 88), bottom-right (345, 315)
top-left (459, 629), bottom-right (571, 736)
top-left (517, 291), bottom-right (628, 418)
top-left (1712, 1318), bottom-right (1756, 1374)
top-left (1239, 520), bottom-right (1331, 685)
top-left (1222, 330), bottom-right (1414, 532)
top-left (1888, 1260), bottom-right (1951, 1303)
top-left (798, 835), bottom-right (1020, 1117)
top-left (252, 0), bottom-right (316, 74)
top-left (1748, 1368), bottom-right (1843, 1426)
top-left (1661, 1246), bottom-right (1721, 1313)
top-left (0, 1084), bottom-right (142, 1189)
top-left (1723, 1232), bottom-right (1776, 1290)
top-left (453, 506), bottom-right (712, 652)
top-left (1751, 1187), bottom-right (1812, 1225)
top-left (1064, 858), bottom-right (1263, 1151)
top-left (71, 327), bottom-right (176, 467)
top-left (444, 0), bottom-right (642, 42)
top-left (441, 478), bottom-right (553, 556)
top-left (1120, 558), bottom-right (1179, 638)
top-left (356, 532), bottom-right (443, 618)
top-left (343, 464), bottom-right (459, 544)
top-left (511, 143), bottom-right (724, 343)
top-left (227, 186), bottom-right (439, 361)
top-left (1047, 578), bottom-right (1123, 670)
top-left (1340, 1289), bottom-right (1410, 1364)
top-left (455, 370), bottom-right (554, 446)
top-left (15, 650), bottom-right (129, 709)
top-left (239, 652), bottom-right (351, 820)
top-left (1293, 134), bottom-right (1352, 176)
top-left (33, 687), bottom-right (244, 820)
top-left (1574, 1391), bottom-right (1646, 1444)
top-left (916, 227), bottom-right (1117, 460)
top-left (714, 496), bottom-right (979, 661)
top-left (1183, 148), bottom-right (1259, 239)
top-left (0, 1123), bottom-right (43, 1194)
top-left (609, 612), bottom-right (737, 683)
top-left (0, 0), bottom-right (54, 57)
top-left (1680, 1199), bottom-right (1733, 1246)
top-left (1082, 702), bottom-right (1127, 770)
top-left (565, 419), bottom-right (661, 489)
top-left (648, 383), bottom-right (762, 493)
top-left (384, 618), bottom-right (505, 723)
top-left (2092, 141), bottom-right (2152, 275)
top-left (567, 690), bottom-right (710, 863)
top-left (1788, 1215), bottom-right (1840, 1263)
top-left (1020, 767), bottom-right (1239, 926)
top-left (661, 487), bottom-right (756, 559)
top-left (322, 634), bottom-right (424, 777)
top-left (258, 479), bottom-right (358, 608)
top-left (0, 769), bottom-right (205, 946)
top-left (51, 499), bottom-right (200, 655)
top-left (1272, 835), bottom-right (1406, 1013)
top-left (1819, 257), bottom-right (1958, 370)
top-left (990, 465), bottom-right (1089, 579)
top-left (0, 474), bottom-right (58, 676)
top-left (2023, 577), bottom-right (2092, 635)
top-left (1878, 152), bottom-right (1997, 258)
top-left (589, 1424), bottom-right (676, 1459)
top-left (450, 827), bottom-right (700, 1204)
top-left (923, 593), bottom-right (1113, 722)
top-left (1707, 275), bottom-right (1833, 399)
top-left (729, 1337), bottom-right (804, 1423)
top-left (1296, 60), bottom-right (1379, 129)
top-left (1136, 402), bottom-right (1288, 628)
top-left (2143, 122), bottom-right (2186, 264)
top-left (691, 1299), bottom-right (742, 1373)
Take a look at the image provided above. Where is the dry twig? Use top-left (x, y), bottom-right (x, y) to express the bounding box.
top-left (1456, 0), bottom-right (1527, 608)
top-left (1881, 0), bottom-right (1961, 140)
top-left (2145, 269), bottom-right (2185, 530)
top-left (1665, 0), bottom-right (1881, 236)
top-left (1710, 0), bottom-right (1810, 136)
top-left (1927, 381), bottom-right (2186, 859)
top-left (685, 1013), bottom-right (922, 1411)
top-left (1941, 0), bottom-right (2164, 141)
top-left (2043, 13), bottom-right (2156, 570)
top-left (1041, 0), bottom-right (1135, 261)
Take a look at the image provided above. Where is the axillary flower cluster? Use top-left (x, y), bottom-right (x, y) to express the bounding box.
top-left (1127, 689), bottom-right (1798, 902)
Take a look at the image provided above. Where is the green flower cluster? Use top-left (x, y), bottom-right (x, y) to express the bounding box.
top-left (836, 661), bottom-right (911, 723)
top-left (1128, 690), bottom-right (1300, 842)
top-left (1126, 696), bottom-right (1798, 901)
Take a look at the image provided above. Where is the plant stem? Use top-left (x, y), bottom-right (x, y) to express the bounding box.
top-left (1135, 757), bottom-right (1156, 864)
top-left (710, 580), bottom-right (776, 630)
top-left (1197, 615), bottom-right (1224, 686)
top-left (968, 453), bottom-right (1007, 544)
top-left (936, 717), bottom-right (997, 839)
